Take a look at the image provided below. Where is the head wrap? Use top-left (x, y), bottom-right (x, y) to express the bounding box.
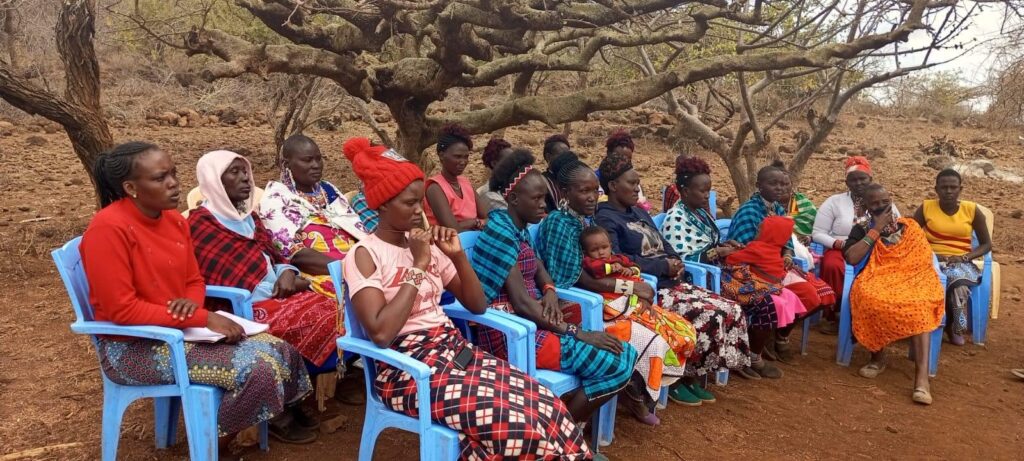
top-left (598, 151), bottom-right (633, 192)
top-left (845, 156), bottom-right (872, 176)
top-left (196, 150), bottom-right (253, 221)
top-left (343, 137), bottom-right (424, 209)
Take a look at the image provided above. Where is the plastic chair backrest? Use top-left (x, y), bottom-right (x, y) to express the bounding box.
top-left (716, 219), bottom-right (732, 241)
top-left (976, 204), bottom-right (994, 241)
top-left (652, 213), bottom-right (666, 229)
top-left (709, 190), bottom-right (718, 219)
top-left (460, 231), bottom-right (481, 260)
top-left (52, 237), bottom-right (93, 324)
top-left (326, 261), bottom-right (380, 401)
top-left (527, 223), bottom-right (539, 246)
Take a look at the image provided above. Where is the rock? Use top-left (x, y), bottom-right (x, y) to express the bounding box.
top-left (69, 178), bottom-right (84, 186)
top-left (185, 109), bottom-right (202, 127)
top-left (838, 146), bottom-right (850, 155)
top-left (470, 102), bottom-right (487, 111)
top-left (865, 147), bottom-right (885, 160)
top-left (206, 115), bottom-right (219, 125)
top-left (856, 120), bottom-right (867, 128)
top-left (778, 144), bottom-right (794, 154)
top-left (219, 108), bottom-right (240, 125)
top-left (42, 123), bottom-right (61, 134)
top-left (374, 113), bottom-right (392, 123)
top-left (176, 116), bottom-right (188, 128)
top-left (157, 111), bottom-right (180, 125)
top-left (17, 206), bottom-right (30, 212)
top-left (630, 126), bottom-right (654, 138)
top-left (967, 159), bottom-right (996, 174)
top-left (654, 126), bottom-right (671, 138)
top-left (577, 136), bottom-right (596, 148)
top-left (1011, 210), bottom-right (1023, 219)
top-left (776, 121), bottom-right (789, 130)
top-left (925, 155), bottom-right (953, 171)
top-left (25, 136), bottom-right (47, 147)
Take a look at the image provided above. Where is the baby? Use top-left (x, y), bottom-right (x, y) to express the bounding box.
top-left (579, 226), bottom-right (653, 315)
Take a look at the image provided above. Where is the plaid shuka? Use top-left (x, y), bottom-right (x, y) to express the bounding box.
top-left (729, 193), bottom-right (792, 251)
top-left (349, 189), bottom-right (380, 232)
top-left (535, 209), bottom-right (587, 289)
top-left (189, 206), bottom-right (283, 292)
top-left (471, 209), bottom-right (531, 304)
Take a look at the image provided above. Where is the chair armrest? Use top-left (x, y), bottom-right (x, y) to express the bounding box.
top-left (336, 335), bottom-right (434, 432)
top-left (794, 257), bottom-right (810, 272)
top-left (71, 321), bottom-right (191, 386)
top-left (556, 287), bottom-right (604, 332)
top-left (810, 242), bottom-right (825, 256)
top-left (683, 264), bottom-right (709, 290)
top-left (205, 285), bottom-right (254, 320)
top-left (443, 303), bottom-right (534, 371)
top-left (688, 262), bottom-right (722, 294)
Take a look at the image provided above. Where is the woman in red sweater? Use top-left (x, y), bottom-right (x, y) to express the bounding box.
top-left (80, 142), bottom-right (315, 456)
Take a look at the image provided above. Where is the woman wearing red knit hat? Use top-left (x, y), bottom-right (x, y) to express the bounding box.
top-left (811, 156), bottom-right (901, 334)
top-left (340, 137), bottom-right (593, 460)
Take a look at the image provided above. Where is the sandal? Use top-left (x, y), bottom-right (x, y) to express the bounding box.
top-left (858, 362), bottom-right (886, 379)
top-left (269, 417), bottom-right (319, 444)
top-left (735, 365), bottom-right (762, 380)
top-left (1011, 369), bottom-right (1024, 380)
top-left (750, 359), bottom-right (783, 379)
top-left (912, 387), bottom-right (933, 405)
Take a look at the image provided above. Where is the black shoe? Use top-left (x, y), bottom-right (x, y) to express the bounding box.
top-left (269, 415), bottom-right (319, 444)
top-left (291, 405), bottom-right (321, 431)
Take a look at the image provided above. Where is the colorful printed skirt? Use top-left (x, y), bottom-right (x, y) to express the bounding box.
top-left (940, 260), bottom-right (981, 335)
top-left (603, 298), bottom-right (693, 400)
top-left (374, 324), bottom-right (592, 460)
top-left (475, 301), bottom-right (638, 401)
top-left (96, 333), bottom-right (311, 436)
top-left (254, 290), bottom-right (341, 367)
top-left (658, 284), bottom-right (752, 377)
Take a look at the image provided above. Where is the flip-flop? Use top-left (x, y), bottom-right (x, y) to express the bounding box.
top-left (858, 362), bottom-right (886, 379)
top-left (1011, 369), bottom-right (1024, 380)
top-left (912, 387), bottom-right (933, 405)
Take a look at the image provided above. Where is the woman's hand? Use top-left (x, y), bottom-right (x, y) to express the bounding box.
top-left (636, 298), bottom-right (655, 318)
top-left (431, 226), bottom-right (463, 257)
top-left (576, 331), bottom-right (625, 354)
top-left (943, 255), bottom-right (967, 264)
top-left (667, 258), bottom-right (684, 278)
top-left (724, 240), bottom-right (745, 248)
top-left (633, 280), bottom-right (655, 303)
top-left (167, 298), bottom-right (199, 321)
top-left (871, 208), bottom-right (894, 232)
top-left (715, 246), bottom-right (738, 258)
top-left (271, 270), bottom-right (300, 299)
top-left (207, 312), bottom-right (245, 344)
top-left (409, 228), bottom-right (433, 269)
top-left (540, 290), bottom-right (563, 325)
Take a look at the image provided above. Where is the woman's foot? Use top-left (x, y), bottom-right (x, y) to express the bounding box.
top-left (947, 331), bottom-right (966, 346)
top-left (619, 392), bottom-right (660, 425)
top-left (858, 361), bottom-right (887, 379)
top-left (269, 414), bottom-right (319, 444)
top-left (734, 365), bottom-right (763, 380)
top-left (685, 383), bottom-right (716, 403)
top-left (668, 384), bottom-right (702, 406)
top-left (749, 358), bottom-right (783, 379)
top-left (818, 319), bottom-right (839, 335)
top-left (912, 387), bottom-right (933, 405)
top-left (292, 404), bottom-right (321, 431)
top-left (765, 337), bottom-right (795, 363)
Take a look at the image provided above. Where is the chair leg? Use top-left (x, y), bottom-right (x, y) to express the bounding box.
top-left (597, 396), bottom-right (616, 447)
top-left (970, 286), bottom-right (986, 345)
top-left (424, 427), bottom-right (460, 461)
top-left (101, 386), bottom-right (134, 461)
top-left (182, 386), bottom-right (221, 461)
top-left (358, 405), bottom-right (388, 461)
top-left (801, 316), bottom-right (811, 356)
top-left (715, 368), bottom-right (729, 386)
top-left (836, 306), bottom-right (854, 367)
top-left (258, 421), bottom-right (269, 452)
top-left (929, 326), bottom-right (943, 377)
top-left (154, 396), bottom-right (181, 449)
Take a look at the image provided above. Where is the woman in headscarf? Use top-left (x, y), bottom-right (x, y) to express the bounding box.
top-left (189, 150), bottom-right (346, 411)
top-left (914, 169), bottom-right (991, 345)
top-left (537, 152), bottom-right (693, 422)
top-left (729, 162), bottom-right (836, 361)
top-left (592, 151), bottom-right (751, 403)
top-left (423, 124), bottom-right (489, 231)
top-left (341, 137), bottom-right (592, 459)
top-left (471, 149), bottom-right (638, 427)
top-left (845, 183), bottom-right (943, 405)
top-left (82, 142), bottom-right (314, 455)
top-left (478, 137), bottom-right (514, 211)
top-left (662, 157), bottom-right (805, 379)
top-left (259, 134), bottom-right (368, 298)
top-left (812, 156), bottom-right (901, 333)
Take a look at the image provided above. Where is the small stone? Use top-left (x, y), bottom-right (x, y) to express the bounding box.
top-left (69, 178), bottom-right (84, 186)
top-left (885, 425), bottom-right (898, 434)
top-left (925, 155), bottom-right (953, 171)
top-left (25, 135), bottom-right (47, 147)
top-left (1011, 210), bottom-right (1023, 219)
top-left (856, 120), bottom-right (867, 128)
top-left (17, 206), bottom-right (30, 212)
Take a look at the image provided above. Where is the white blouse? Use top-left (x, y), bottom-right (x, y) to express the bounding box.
top-left (812, 192), bottom-right (900, 248)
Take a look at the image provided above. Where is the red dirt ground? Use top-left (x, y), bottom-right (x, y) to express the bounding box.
top-left (1, 117), bottom-right (1022, 460)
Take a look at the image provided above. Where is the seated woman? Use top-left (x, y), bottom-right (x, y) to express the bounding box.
top-left (423, 125), bottom-right (488, 231)
top-left (593, 152), bottom-right (751, 402)
top-left (541, 134), bottom-right (572, 211)
top-left (470, 150), bottom-right (638, 426)
top-left (730, 162), bottom-right (836, 361)
top-left (914, 169), bottom-right (991, 346)
top-left (478, 137), bottom-right (514, 211)
top-left (845, 183), bottom-right (943, 405)
top-left (812, 156), bottom-right (900, 333)
top-left (81, 142), bottom-right (315, 456)
top-left (259, 134), bottom-right (368, 297)
top-left (188, 151), bottom-right (343, 387)
top-left (661, 157), bottom-right (803, 379)
top-left (597, 130), bottom-right (651, 211)
top-left (341, 137), bottom-right (591, 459)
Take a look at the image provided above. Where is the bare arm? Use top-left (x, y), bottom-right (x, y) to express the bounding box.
top-left (289, 248), bottom-right (334, 276)
top-left (964, 209), bottom-right (992, 261)
top-left (913, 205), bottom-right (925, 228)
top-left (426, 182), bottom-right (477, 231)
top-left (503, 265), bottom-right (565, 333)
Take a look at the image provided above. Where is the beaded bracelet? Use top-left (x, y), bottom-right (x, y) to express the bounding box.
top-left (400, 267), bottom-right (427, 288)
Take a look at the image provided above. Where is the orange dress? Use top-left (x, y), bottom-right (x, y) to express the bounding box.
top-left (850, 218), bottom-right (944, 352)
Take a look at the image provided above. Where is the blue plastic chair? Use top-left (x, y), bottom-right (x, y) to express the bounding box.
top-left (327, 260), bottom-right (532, 460)
top-left (836, 254), bottom-right (948, 376)
top-left (52, 237), bottom-right (268, 461)
top-left (968, 231), bottom-right (993, 345)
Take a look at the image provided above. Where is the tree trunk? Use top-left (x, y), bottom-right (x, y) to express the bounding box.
top-left (1, 8), bottom-right (23, 70)
top-left (389, 99), bottom-right (433, 170)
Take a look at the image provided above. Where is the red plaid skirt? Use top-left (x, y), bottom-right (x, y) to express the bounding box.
top-left (253, 290), bottom-right (340, 366)
top-left (374, 324), bottom-right (592, 460)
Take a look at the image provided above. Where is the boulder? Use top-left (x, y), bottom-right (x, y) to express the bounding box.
top-left (157, 111), bottom-right (180, 125)
top-left (25, 136), bottom-right (47, 147)
top-left (925, 155), bottom-right (953, 171)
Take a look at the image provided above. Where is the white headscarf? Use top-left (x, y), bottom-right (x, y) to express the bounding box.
top-left (196, 150), bottom-right (254, 221)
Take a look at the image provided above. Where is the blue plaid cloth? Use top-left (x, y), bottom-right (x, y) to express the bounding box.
top-left (349, 190), bottom-right (379, 233)
top-left (471, 209), bottom-right (530, 304)
top-left (535, 210), bottom-right (587, 289)
top-left (729, 193), bottom-right (791, 252)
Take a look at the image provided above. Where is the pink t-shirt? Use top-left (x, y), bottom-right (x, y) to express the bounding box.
top-left (342, 233), bottom-right (457, 336)
top-left (424, 174), bottom-right (478, 225)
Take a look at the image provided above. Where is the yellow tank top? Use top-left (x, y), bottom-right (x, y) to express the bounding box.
top-left (922, 199), bottom-right (975, 256)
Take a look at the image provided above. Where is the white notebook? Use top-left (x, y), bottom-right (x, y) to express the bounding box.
top-left (182, 311), bottom-right (269, 343)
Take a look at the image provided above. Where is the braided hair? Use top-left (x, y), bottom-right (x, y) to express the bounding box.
top-left (597, 151), bottom-right (633, 192)
top-left (548, 151), bottom-right (591, 189)
top-left (437, 124), bottom-right (473, 153)
top-left (489, 148), bottom-right (535, 195)
top-left (674, 156), bottom-right (712, 190)
top-left (482, 138), bottom-right (512, 169)
top-left (92, 141), bottom-right (158, 208)
top-left (605, 129), bottom-right (634, 155)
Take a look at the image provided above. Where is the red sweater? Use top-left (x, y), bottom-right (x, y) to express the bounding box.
top-left (80, 199), bottom-right (209, 329)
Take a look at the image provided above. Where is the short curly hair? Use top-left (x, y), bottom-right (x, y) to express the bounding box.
top-left (482, 138), bottom-right (512, 169)
top-left (489, 148), bottom-right (536, 194)
top-left (605, 129), bottom-right (634, 154)
top-left (674, 156), bottom-right (711, 189)
top-left (437, 124), bottom-right (473, 152)
top-left (543, 134), bottom-right (571, 159)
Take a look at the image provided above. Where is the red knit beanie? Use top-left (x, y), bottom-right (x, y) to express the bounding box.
top-left (343, 137), bottom-right (424, 209)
